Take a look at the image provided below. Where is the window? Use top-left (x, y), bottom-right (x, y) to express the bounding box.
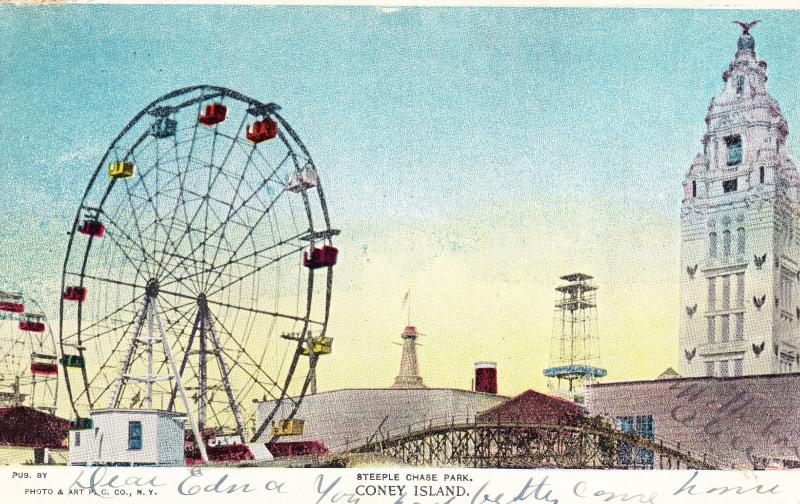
top-left (618, 417), bottom-right (634, 466)
top-left (709, 232), bottom-right (718, 258)
top-left (737, 75), bottom-right (745, 95)
top-left (726, 135), bottom-right (742, 166)
top-left (736, 273), bottom-right (745, 307)
top-left (128, 421), bottom-right (142, 450)
top-left (735, 313), bottom-right (744, 341)
top-left (707, 316), bottom-right (716, 344)
top-left (723, 179), bottom-right (738, 193)
top-left (720, 360), bottom-right (729, 377)
top-left (705, 361), bottom-right (715, 377)
top-left (636, 416), bottom-right (654, 440)
top-left (721, 315), bottom-right (730, 342)
top-left (692, 180), bottom-right (697, 197)
top-left (634, 416), bottom-right (655, 466)
top-left (781, 272), bottom-right (793, 309)
top-left (721, 276), bottom-right (730, 310)
top-left (708, 278), bottom-right (717, 310)
top-left (617, 416), bottom-right (654, 467)
top-left (760, 166), bottom-right (765, 183)
top-left (737, 228), bottom-right (746, 255)
top-left (723, 229), bottom-right (732, 256)
top-left (75, 431), bottom-right (81, 447)
top-left (734, 359), bottom-right (743, 377)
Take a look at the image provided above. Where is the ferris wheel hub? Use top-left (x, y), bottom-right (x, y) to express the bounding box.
top-left (145, 279), bottom-right (160, 298)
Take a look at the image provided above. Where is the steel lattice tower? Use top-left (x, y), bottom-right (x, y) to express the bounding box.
top-left (544, 273), bottom-right (606, 404)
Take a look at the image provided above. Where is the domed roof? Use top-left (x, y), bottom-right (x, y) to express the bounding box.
top-left (738, 32), bottom-right (755, 51)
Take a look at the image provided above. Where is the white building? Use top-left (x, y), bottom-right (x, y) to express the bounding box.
top-left (680, 24), bottom-right (800, 377)
top-left (69, 409), bottom-right (186, 466)
top-left (256, 388), bottom-right (506, 452)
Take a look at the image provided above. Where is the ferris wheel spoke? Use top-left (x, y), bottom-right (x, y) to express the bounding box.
top-left (127, 146), bottom-right (209, 293)
top-left (202, 244), bottom-right (306, 301)
top-left (205, 144), bottom-right (262, 278)
top-left (160, 151), bottom-right (292, 290)
top-left (66, 295), bottom-right (143, 345)
top-left (248, 141), bottom-right (294, 190)
top-left (127, 148), bottom-right (175, 272)
top-left (103, 215), bottom-right (198, 291)
top-left (201, 191), bottom-right (294, 290)
top-left (155, 162), bottom-right (197, 289)
top-left (204, 297), bottom-right (322, 325)
top-left (117, 178), bottom-right (159, 281)
top-left (168, 92), bottom-right (212, 291)
top-left (197, 112), bottom-right (247, 289)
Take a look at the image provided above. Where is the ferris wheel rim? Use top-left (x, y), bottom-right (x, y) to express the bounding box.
top-left (58, 85), bottom-right (336, 439)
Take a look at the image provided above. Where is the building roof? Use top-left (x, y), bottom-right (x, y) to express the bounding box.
top-left (587, 371), bottom-right (800, 388)
top-left (257, 388), bottom-right (506, 452)
top-left (657, 367), bottom-right (681, 379)
top-left (0, 406), bottom-right (70, 449)
top-left (477, 389), bottom-right (585, 424)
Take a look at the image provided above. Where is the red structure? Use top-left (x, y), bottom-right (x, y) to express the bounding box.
top-left (477, 389), bottom-right (585, 424)
top-left (246, 118), bottom-right (279, 144)
top-left (0, 407), bottom-right (69, 449)
top-left (474, 362), bottom-right (498, 394)
top-left (0, 301), bottom-right (24, 313)
top-left (63, 286), bottom-right (87, 302)
top-left (267, 440), bottom-right (328, 457)
top-left (303, 245), bottom-right (338, 269)
top-left (19, 320), bottom-right (45, 333)
top-left (78, 219), bottom-right (105, 238)
top-left (30, 363), bottom-right (58, 376)
top-left (198, 103), bottom-right (227, 126)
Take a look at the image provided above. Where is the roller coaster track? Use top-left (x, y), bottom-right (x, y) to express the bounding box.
top-left (348, 417), bottom-right (725, 469)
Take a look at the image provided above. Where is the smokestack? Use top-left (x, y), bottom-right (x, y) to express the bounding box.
top-left (474, 362), bottom-right (497, 394)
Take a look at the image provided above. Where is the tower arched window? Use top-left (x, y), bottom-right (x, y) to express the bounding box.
top-left (723, 229), bottom-right (731, 257)
top-left (737, 75), bottom-right (745, 95)
top-left (760, 166), bottom-right (765, 183)
top-left (692, 180), bottom-right (697, 197)
top-left (737, 227), bottom-right (746, 255)
top-left (709, 232), bottom-right (718, 258)
top-left (726, 135), bottom-right (743, 166)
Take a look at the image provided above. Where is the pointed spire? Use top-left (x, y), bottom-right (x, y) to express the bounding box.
top-left (391, 325), bottom-right (427, 389)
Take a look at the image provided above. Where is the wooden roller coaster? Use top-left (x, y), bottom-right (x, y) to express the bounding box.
top-left (346, 416), bottom-right (724, 469)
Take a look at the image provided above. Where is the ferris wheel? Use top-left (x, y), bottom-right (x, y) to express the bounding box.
top-left (0, 292), bottom-right (59, 414)
top-left (59, 86), bottom-right (338, 457)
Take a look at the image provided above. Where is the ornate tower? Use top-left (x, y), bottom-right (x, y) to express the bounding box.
top-left (391, 325), bottom-right (426, 389)
top-left (680, 22), bottom-right (800, 377)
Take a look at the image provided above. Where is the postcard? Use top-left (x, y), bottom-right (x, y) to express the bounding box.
top-left (0, 2), bottom-right (798, 503)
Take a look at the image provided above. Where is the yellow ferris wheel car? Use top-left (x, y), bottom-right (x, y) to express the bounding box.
top-left (272, 419), bottom-right (305, 437)
top-left (108, 161), bottom-right (135, 179)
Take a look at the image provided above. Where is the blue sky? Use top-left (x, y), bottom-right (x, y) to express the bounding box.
top-left (2, 6), bottom-right (800, 380)
top-left (4, 7), bottom-right (800, 225)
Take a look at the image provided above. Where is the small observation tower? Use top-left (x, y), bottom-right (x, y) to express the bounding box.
top-left (391, 326), bottom-right (426, 389)
top-left (544, 273), bottom-right (606, 404)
